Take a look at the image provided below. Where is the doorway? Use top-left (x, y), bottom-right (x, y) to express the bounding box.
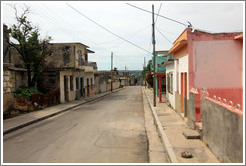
top-left (80, 77), bottom-right (84, 97)
top-left (64, 75), bottom-right (69, 101)
top-left (181, 72), bottom-right (187, 116)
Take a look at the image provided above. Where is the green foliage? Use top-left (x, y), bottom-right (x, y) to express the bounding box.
top-left (113, 67), bottom-right (119, 75)
top-left (119, 84), bottom-right (124, 88)
top-left (8, 5), bottom-right (52, 87)
top-left (15, 86), bottom-right (42, 100)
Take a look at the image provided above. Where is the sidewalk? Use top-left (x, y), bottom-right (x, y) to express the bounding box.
top-left (143, 87), bottom-right (220, 163)
top-left (3, 88), bottom-right (125, 135)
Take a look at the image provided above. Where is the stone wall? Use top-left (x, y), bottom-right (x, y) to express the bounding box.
top-left (201, 98), bottom-right (243, 163)
top-left (3, 65), bottom-right (27, 112)
top-left (45, 44), bottom-right (76, 69)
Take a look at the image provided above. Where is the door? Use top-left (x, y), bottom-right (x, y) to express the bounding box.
top-left (64, 75), bottom-right (69, 101)
top-left (80, 77), bottom-right (84, 97)
top-left (181, 72), bottom-right (187, 115)
top-left (87, 78), bottom-right (90, 97)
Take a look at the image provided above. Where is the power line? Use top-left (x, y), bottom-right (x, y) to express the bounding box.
top-left (155, 3), bottom-right (162, 24)
top-left (156, 27), bottom-right (173, 44)
top-left (66, 3), bottom-right (151, 54)
top-left (126, 3), bottom-right (187, 27)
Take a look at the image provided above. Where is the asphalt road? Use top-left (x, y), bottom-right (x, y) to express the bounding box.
top-left (3, 86), bottom-right (148, 163)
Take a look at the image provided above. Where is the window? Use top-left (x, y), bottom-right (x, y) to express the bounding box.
top-left (78, 50), bottom-right (82, 66)
top-left (168, 72), bottom-right (173, 94)
top-left (76, 77), bottom-right (79, 89)
top-left (70, 76), bottom-right (74, 91)
top-left (91, 78), bottom-right (93, 90)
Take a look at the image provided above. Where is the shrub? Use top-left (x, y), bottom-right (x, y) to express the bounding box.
top-left (14, 86), bottom-right (42, 100)
top-left (119, 84), bottom-right (124, 88)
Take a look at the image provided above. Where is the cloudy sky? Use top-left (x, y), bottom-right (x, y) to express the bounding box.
top-left (1, 1), bottom-right (244, 70)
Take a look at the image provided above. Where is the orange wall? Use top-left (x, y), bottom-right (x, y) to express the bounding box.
top-left (174, 45), bottom-right (188, 59)
top-left (173, 29), bottom-right (188, 46)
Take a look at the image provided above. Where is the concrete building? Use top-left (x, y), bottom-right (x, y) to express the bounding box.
top-left (38, 42), bottom-right (97, 103)
top-left (168, 28), bottom-right (243, 162)
top-left (3, 25), bottom-right (28, 114)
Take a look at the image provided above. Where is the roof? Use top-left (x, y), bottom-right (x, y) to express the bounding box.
top-left (50, 42), bottom-right (89, 48)
top-left (168, 40), bottom-right (187, 54)
top-left (155, 50), bottom-right (169, 55)
top-left (234, 33), bottom-right (243, 40)
top-left (86, 49), bottom-right (95, 53)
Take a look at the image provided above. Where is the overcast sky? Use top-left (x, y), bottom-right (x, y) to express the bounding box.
top-left (1, 1), bottom-right (244, 70)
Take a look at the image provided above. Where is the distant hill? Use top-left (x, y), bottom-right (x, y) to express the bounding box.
top-left (98, 70), bottom-right (142, 77)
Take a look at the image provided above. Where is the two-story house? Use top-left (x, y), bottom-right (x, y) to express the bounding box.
top-left (38, 42), bottom-right (97, 103)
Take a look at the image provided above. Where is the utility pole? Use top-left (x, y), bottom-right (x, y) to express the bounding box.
top-left (111, 52), bottom-right (113, 92)
top-left (152, 4), bottom-right (156, 107)
top-left (144, 57), bottom-right (146, 89)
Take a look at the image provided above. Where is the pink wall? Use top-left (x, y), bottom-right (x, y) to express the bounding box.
top-left (193, 40), bottom-right (242, 89)
top-left (187, 30), bottom-right (243, 109)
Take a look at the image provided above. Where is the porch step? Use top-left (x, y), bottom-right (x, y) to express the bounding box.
top-left (183, 129), bottom-right (201, 139)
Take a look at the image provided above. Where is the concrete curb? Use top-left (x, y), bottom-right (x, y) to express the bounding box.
top-left (3, 87), bottom-right (125, 135)
top-left (143, 87), bottom-right (179, 163)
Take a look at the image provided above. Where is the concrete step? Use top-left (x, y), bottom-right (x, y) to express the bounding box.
top-left (183, 129), bottom-right (201, 139)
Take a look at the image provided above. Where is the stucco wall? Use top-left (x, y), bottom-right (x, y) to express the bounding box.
top-left (201, 98), bottom-right (243, 163)
top-left (193, 40), bottom-right (242, 89)
top-left (178, 54), bottom-right (189, 99)
top-left (175, 92), bottom-right (181, 113)
top-left (187, 91), bottom-right (197, 129)
top-left (165, 62), bottom-right (175, 109)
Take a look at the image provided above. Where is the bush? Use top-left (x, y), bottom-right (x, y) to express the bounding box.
top-left (15, 86), bottom-right (42, 100)
top-left (119, 84), bottom-right (124, 88)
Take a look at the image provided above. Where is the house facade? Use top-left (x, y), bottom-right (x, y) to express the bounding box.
top-left (168, 28), bottom-right (243, 162)
top-left (38, 42), bottom-right (97, 103)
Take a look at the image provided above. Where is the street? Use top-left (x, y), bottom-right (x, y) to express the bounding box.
top-left (3, 86), bottom-right (148, 163)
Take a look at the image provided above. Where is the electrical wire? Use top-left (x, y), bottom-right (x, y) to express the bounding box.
top-left (155, 3), bottom-right (162, 24)
top-left (66, 3), bottom-right (151, 54)
top-left (156, 28), bottom-right (173, 44)
top-left (126, 3), bottom-right (187, 27)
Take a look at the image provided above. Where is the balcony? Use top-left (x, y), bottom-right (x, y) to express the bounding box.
top-left (77, 61), bottom-right (97, 72)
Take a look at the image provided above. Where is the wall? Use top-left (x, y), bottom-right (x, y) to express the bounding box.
top-left (94, 73), bottom-right (107, 94)
top-left (175, 92), bottom-right (181, 113)
top-left (165, 62), bottom-right (175, 109)
top-left (201, 97), bottom-right (243, 163)
top-left (46, 43), bottom-right (75, 69)
top-left (59, 71), bottom-right (76, 103)
top-left (187, 91), bottom-right (198, 129)
top-left (193, 40), bottom-right (242, 89)
top-left (178, 54), bottom-right (189, 99)
top-left (84, 72), bottom-right (95, 97)
top-left (3, 65), bottom-right (28, 112)
top-left (192, 40), bottom-right (243, 108)
top-left (38, 71), bottom-right (60, 93)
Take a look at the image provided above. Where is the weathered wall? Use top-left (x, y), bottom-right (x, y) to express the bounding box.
top-left (46, 44), bottom-right (75, 69)
top-left (94, 74), bottom-right (107, 94)
top-left (38, 71), bottom-right (60, 93)
top-left (187, 91), bottom-right (197, 129)
top-left (59, 71), bottom-right (76, 103)
top-left (175, 92), bottom-right (181, 113)
top-left (201, 98), bottom-right (243, 163)
top-left (3, 66), bottom-right (28, 112)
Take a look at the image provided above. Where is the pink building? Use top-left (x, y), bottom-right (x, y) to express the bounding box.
top-left (169, 28), bottom-right (243, 123)
top-left (168, 28), bottom-right (243, 162)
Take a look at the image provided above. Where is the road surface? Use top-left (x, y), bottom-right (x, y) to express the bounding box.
top-left (3, 86), bottom-right (148, 163)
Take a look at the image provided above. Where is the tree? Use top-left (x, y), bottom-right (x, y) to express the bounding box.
top-left (8, 5), bottom-right (52, 87)
top-left (113, 67), bottom-right (119, 75)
